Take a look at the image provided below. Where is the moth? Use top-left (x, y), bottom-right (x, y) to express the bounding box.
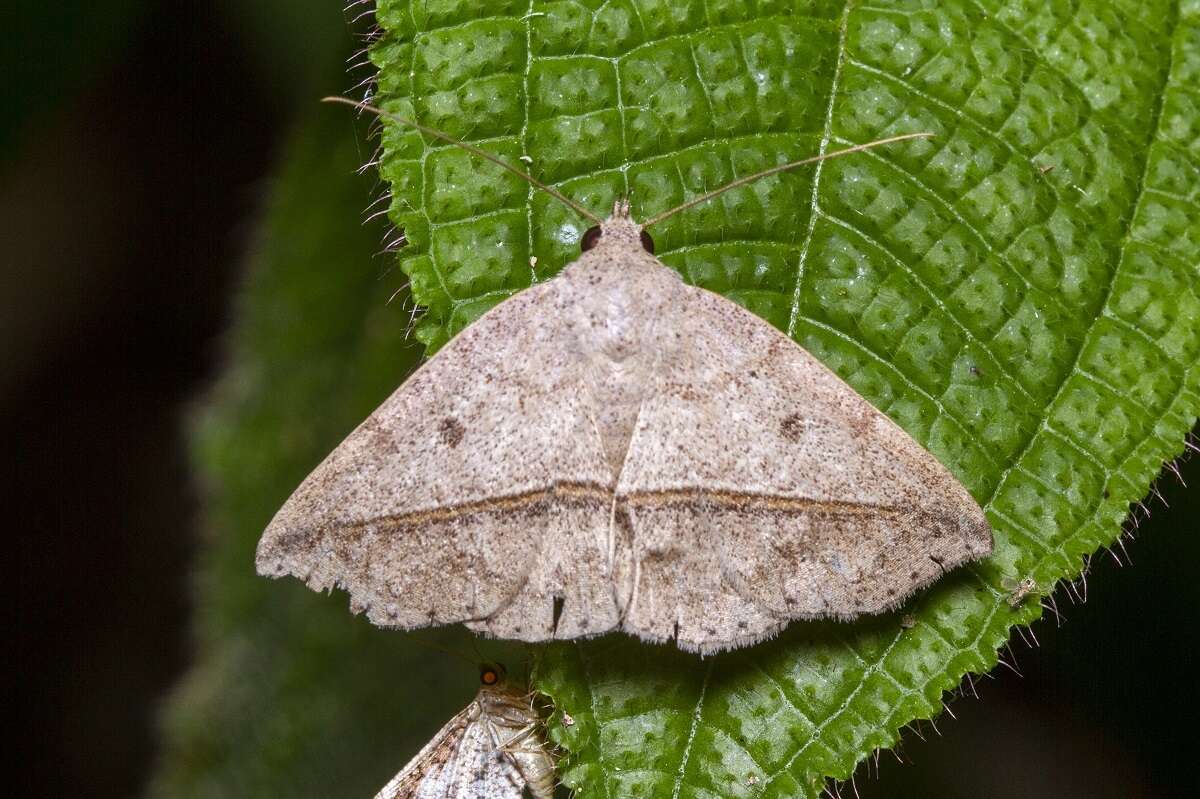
top-left (374, 664), bottom-right (555, 799)
top-left (256, 99), bottom-right (993, 654)
top-left (1004, 576), bottom-right (1039, 607)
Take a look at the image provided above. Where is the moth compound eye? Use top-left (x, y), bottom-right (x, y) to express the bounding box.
top-left (639, 229), bottom-right (655, 254)
top-left (480, 668), bottom-right (499, 686)
top-left (580, 225), bottom-right (602, 251)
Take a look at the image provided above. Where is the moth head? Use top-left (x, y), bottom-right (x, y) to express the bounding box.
top-left (581, 203), bottom-right (655, 255)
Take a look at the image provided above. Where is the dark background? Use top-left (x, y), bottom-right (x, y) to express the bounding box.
top-left (6, 2), bottom-right (1197, 797)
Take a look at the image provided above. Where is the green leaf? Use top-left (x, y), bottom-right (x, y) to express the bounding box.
top-left (366, 1), bottom-right (1199, 796)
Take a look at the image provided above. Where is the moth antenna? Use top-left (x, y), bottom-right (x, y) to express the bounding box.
top-left (469, 637), bottom-right (483, 662)
top-left (323, 96), bottom-right (603, 224)
top-left (517, 642), bottom-right (539, 688)
top-left (640, 131), bottom-right (935, 229)
top-left (404, 632), bottom-right (477, 666)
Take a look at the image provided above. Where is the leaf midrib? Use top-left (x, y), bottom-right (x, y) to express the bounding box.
top-left (670, 659), bottom-right (714, 799)
top-left (788, 0), bottom-right (850, 340)
top-left (666, 2), bottom-right (852, 791)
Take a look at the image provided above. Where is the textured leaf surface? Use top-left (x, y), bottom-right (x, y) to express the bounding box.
top-left (368, 1), bottom-right (1200, 796)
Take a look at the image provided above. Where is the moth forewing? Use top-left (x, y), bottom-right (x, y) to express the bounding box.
top-left (257, 102), bottom-right (991, 654)
top-left (372, 707), bottom-right (472, 799)
top-left (373, 680), bottom-right (554, 799)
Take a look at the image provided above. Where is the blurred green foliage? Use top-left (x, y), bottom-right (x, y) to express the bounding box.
top-left (213, 0), bottom-right (365, 102)
top-left (151, 103), bottom-right (528, 798)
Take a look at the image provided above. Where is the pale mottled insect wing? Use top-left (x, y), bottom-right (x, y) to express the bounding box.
top-left (257, 205), bottom-right (992, 653)
top-left (374, 706), bottom-right (472, 799)
top-left (255, 281), bottom-right (621, 642)
top-left (374, 686), bottom-right (554, 799)
top-left (452, 720), bottom-right (527, 799)
top-left (611, 262), bottom-right (992, 653)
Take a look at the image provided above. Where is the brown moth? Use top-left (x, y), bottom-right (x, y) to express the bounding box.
top-left (256, 100), bottom-right (993, 654)
top-left (374, 664), bottom-right (554, 799)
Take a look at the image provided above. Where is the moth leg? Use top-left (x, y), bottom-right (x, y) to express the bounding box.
top-left (482, 716), bottom-right (531, 752)
top-left (499, 736), bottom-right (550, 756)
top-left (494, 722), bottom-right (538, 752)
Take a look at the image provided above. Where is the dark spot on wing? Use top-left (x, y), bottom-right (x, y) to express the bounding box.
top-left (438, 417), bottom-right (465, 447)
top-left (780, 413), bottom-right (805, 442)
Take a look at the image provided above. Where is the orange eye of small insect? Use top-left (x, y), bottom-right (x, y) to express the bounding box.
top-left (481, 669), bottom-right (498, 685)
